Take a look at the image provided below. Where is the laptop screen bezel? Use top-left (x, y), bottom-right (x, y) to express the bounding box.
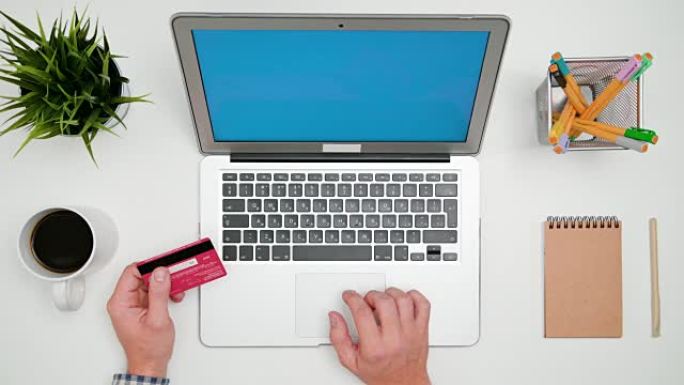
top-left (172, 14), bottom-right (510, 155)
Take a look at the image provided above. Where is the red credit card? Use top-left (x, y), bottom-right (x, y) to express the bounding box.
top-left (136, 238), bottom-right (227, 296)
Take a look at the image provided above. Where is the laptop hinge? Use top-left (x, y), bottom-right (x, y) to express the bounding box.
top-left (230, 153), bottom-right (451, 163)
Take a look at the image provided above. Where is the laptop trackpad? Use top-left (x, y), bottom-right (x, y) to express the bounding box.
top-left (295, 273), bottom-right (386, 338)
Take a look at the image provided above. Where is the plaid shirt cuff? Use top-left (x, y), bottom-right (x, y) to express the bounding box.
top-left (112, 373), bottom-right (170, 385)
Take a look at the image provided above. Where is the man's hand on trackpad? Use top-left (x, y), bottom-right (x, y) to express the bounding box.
top-left (329, 288), bottom-right (431, 385)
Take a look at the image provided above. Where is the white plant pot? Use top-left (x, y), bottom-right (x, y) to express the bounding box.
top-left (60, 58), bottom-right (131, 137)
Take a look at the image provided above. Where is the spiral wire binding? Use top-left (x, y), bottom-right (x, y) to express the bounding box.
top-left (546, 216), bottom-right (620, 229)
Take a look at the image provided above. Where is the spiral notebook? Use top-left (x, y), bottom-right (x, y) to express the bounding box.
top-left (544, 216), bottom-right (623, 338)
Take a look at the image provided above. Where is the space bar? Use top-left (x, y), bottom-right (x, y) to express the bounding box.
top-left (293, 246), bottom-right (372, 261)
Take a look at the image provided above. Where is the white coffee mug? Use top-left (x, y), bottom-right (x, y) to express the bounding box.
top-left (17, 206), bottom-right (118, 311)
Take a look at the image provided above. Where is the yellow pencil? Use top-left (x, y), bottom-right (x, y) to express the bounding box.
top-left (580, 54), bottom-right (642, 121)
top-left (552, 104), bottom-right (582, 138)
top-left (551, 52), bottom-right (589, 107)
top-left (572, 121), bottom-right (648, 152)
top-left (553, 110), bottom-right (577, 154)
top-left (549, 102), bottom-right (574, 145)
top-left (575, 119), bottom-right (659, 144)
top-left (549, 64), bottom-right (587, 114)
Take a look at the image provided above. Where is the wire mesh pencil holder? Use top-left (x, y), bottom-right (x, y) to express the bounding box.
top-left (536, 57), bottom-right (643, 151)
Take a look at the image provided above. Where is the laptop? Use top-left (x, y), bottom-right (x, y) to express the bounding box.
top-left (172, 13), bottom-right (509, 346)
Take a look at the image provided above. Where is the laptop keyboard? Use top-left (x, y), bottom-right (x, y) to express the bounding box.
top-left (220, 171), bottom-right (459, 262)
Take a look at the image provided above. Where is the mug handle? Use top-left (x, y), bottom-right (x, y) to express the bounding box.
top-left (52, 277), bottom-right (86, 311)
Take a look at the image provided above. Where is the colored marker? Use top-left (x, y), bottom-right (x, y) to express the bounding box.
top-left (626, 127), bottom-right (658, 144)
top-left (580, 54), bottom-right (642, 121)
top-left (594, 52), bottom-right (653, 118)
top-left (615, 55), bottom-right (642, 81)
top-left (549, 102), bottom-right (574, 145)
top-left (630, 52), bottom-right (653, 81)
top-left (551, 52), bottom-right (589, 106)
top-left (554, 107), bottom-right (577, 154)
top-left (549, 64), bottom-right (586, 114)
top-left (550, 107), bottom-right (582, 144)
top-left (550, 53), bottom-right (587, 137)
top-left (575, 119), bottom-right (658, 144)
top-left (572, 121), bottom-right (648, 152)
top-left (589, 53), bottom-right (652, 118)
top-left (550, 52), bottom-right (570, 75)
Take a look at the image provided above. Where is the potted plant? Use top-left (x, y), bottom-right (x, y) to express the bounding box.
top-left (0, 9), bottom-right (148, 163)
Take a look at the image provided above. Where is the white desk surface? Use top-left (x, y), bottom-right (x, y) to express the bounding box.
top-left (1, 0), bottom-right (682, 383)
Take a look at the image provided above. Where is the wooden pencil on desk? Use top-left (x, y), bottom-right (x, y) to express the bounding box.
top-left (649, 218), bottom-right (661, 337)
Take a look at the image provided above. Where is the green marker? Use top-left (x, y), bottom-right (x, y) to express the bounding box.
top-left (630, 52), bottom-right (653, 81)
top-left (625, 127), bottom-right (658, 144)
top-left (575, 119), bottom-right (660, 145)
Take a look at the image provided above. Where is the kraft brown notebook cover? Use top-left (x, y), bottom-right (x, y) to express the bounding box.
top-left (544, 216), bottom-right (622, 338)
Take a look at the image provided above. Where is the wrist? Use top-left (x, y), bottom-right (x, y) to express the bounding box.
top-left (398, 377), bottom-right (430, 385)
top-left (402, 373), bottom-right (431, 385)
top-left (127, 361), bottom-right (168, 378)
top-left (371, 374), bottom-right (430, 385)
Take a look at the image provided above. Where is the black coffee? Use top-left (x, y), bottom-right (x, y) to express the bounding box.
top-left (31, 210), bottom-right (94, 273)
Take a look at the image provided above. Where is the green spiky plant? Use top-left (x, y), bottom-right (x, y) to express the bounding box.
top-left (0, 9), bottom-right (148, 163)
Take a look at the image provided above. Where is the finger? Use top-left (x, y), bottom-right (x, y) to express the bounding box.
top-left (408, 290), bottom-right (431, 330)
top-left (170, 292), bottom-right (185, 303)
top-left (138, 289), bottom-right (148, 308)
top-left (342, 290), bottom-right (381, 346)
top-left (146, 267), bottom-right (171, 326)
top-left (364, 290), bottom-right (401, 338)
top-left (328, 311), bottom-right (359, 374)
top-left (385, 287), bottom-right (415, 328)
top-left (109, 264), bottom-right (143, 306)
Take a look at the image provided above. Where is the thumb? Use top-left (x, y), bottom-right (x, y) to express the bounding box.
top-left (147, 267), bottom-right (171, 326)
top-left (329, 311), bottom-right (358, 373)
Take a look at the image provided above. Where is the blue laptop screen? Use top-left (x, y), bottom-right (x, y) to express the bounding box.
top-left (192, 30), bottom-right (489, 142)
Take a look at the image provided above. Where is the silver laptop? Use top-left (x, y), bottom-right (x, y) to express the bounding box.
top-left (172, 13), bottom-right (509, 346)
